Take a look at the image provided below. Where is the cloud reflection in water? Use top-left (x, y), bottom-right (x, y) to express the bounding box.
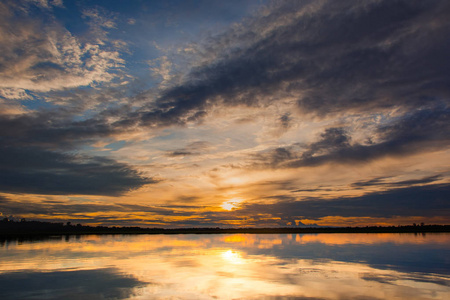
top-left (0, 268), bottom-right (146, 300)
top-left (0, 233), bottom-right (449, 299)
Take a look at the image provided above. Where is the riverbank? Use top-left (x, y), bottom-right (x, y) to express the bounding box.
top-left (1, 219), bottom-right (449, 238)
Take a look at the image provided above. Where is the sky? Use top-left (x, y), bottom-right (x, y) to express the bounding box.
top-left (0, 0), bottom-right (449, 228)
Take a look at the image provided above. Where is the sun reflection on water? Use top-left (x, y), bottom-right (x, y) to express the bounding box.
top-left (221, 249), bottom-right (244, 265)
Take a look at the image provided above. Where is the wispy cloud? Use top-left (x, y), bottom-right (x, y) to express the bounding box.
top-left (352, 175), bottom-right (443, 188)
top-left (0, 0), bottom-right (124, 100)
top-left (167, 141), bottom-right (213, 157)
top-left (251, 106), bottom-right (450, 168)
top-left (240, 184), bottom-right (450, 220)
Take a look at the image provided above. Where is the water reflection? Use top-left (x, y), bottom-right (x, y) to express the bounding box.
top-left (0, 268), bottom-right (146, 300)
top-left (0, 233), bottom-right (449, 299)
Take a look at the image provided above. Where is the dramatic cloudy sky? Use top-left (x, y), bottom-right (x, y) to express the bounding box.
top-left (0, 0), bottom-right (449, 227)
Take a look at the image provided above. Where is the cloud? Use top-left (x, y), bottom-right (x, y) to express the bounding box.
top-left (81, 6), bottom-right (119, 44)
top-left (25, 0), bottom-right (64, 9)
top-left (252, 106), bottom-right (450, 168)
top-left (0, 104), bottom-right (133, 150)
top-left (352, 175), bottom-right (443, 188)
top-left (166, 141), bottom-right (212, 157)
top-left (0, 98), bottom-right (153, 197)
top-left (0, 0), bottom-right (124, 100)
top-left (0, 268), bottom-right (146, 300)
top-left (119, 0), bottom-right (450, 129)
top-left (149, 56), bottom-right (174, 87)
top-left (0, 199), bottom-right (164, 216)
top-left (279, 113), bottom-right (292, 129)
top-left (82, 7), bottom-right (117, 29)
top-left (0, 198), bottom-right (214, 225)
top-left (240, 184), bottom-right (450, 220)
top-left (301, 127), bottom-right (351, 159)
top-left (0, 146), bottom-right (155, 196)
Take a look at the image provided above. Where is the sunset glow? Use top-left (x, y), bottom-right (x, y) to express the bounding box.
top-left (221, 198), bottom-right (243, 211)
top-left (0, 0), bottom-right (449, 227)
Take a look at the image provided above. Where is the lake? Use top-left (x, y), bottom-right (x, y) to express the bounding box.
top-left (1, 233), bottom-right (449, 299)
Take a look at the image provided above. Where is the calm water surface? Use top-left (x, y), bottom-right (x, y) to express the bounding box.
top-left (1, 233), bottom-right (449, 299)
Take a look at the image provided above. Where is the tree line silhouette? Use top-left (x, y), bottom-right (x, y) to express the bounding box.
top-left (1, 217), bottom-right (449, 237)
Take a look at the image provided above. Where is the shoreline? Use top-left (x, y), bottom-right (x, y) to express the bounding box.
top-left (1, 225), bottom-right (449, 239)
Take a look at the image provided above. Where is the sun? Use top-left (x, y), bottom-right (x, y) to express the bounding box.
top-left (221, 202), bottom-right (235, 211)
top-left (220, 198), bottom-right (243, 211)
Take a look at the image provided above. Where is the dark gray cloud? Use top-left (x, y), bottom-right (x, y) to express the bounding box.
top-left (240, 184), bottom-right (450, 219)
top-left (166, 141), bottom-right (212, 157)
top-left (0, 109), bottom-right (118, 150)
top-left (0, 268), bottom-right (146, 300)
top-left (0, 199), bottom-right (117, 216)
top-left (258, 147), bottom-right (295, 167)
top-left (279, 113), bottom-right (292, 129)
top-left (254, 106), bottom-right (450, 168)
top-left (0, 198), bottom-right (204, 219)
top-left (0, 146), bottom-right (155, 196)
top-left (128, 0), bottom-right (450, 127)
top-left (352, 175), bottom-right (443, 188)
top-left (301, 128), bottom-right (351, 159)
top-left (0, 99), bottom-right (154, 196)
